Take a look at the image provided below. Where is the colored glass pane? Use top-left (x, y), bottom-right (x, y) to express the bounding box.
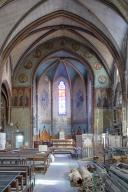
top-left (58, 81), bottom-right (66, 114)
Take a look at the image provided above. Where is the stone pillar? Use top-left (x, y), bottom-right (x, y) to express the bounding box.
top-left (0, 63), bottom-right (3, 130)
top-left (0, 92), bottom-right (1, 130)
top-left (123, 36), bottom-right (128, 137)
top-left (122, 39), bottom-right (128, 145)
top-left (51, 81), bottom-right (53, 135)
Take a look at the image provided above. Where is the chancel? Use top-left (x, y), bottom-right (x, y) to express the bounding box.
top-left (0, 0), bottom-right (128, 192)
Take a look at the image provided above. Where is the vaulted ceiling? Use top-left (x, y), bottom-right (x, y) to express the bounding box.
top-left (0, 0), bottom-right (127, 90)
top-left (36, 50), bottom-right (87, 83)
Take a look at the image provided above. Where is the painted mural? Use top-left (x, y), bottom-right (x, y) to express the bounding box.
top-left (37, 75), bottom-right (51, 131)
top-left (12, 87), bottom-right (31, 107)
top-left (41, 89), bottom-right (49, 110)
top-left (13, 37), bottom-right (111, 88)
top-left (96, 88), bottom-right (112, 108)
top-left (72, 42), bottom-right (80, 51)
top-left (98, 75), bottom-right (107, 84)
top-left (12, 37), bottom-right (112, 141)
top-left (72, 77), bottom-right (86, 123)
top-left (94, 63), bottom-right (102, 70)
top-left (18, 73), bottom-right (28, 83)
top-left (33, 48), bottom-right (42, 58)
top-left (24, 60), bottom-right (32, 69)
top-left (75, 89), bottom-right (84, 108)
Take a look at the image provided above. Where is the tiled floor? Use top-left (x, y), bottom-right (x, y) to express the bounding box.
top-left (33, 154), bottom-right (80, 192)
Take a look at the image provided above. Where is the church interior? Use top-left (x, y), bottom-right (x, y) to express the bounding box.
top-left (0, 0), bottom-right (128, 191)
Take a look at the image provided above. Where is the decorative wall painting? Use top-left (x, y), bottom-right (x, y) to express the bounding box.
top-left (44, 42), bottom-right (53, 49)
top-left (41, 89), bottom-right (49, 110)
top-left (98, 75), bottom-right (106, 84)
top-left (84, 52), bottom-right (92, 58)
top-left (18, 73), bottom-right (28, 83)
top-left (72, 42), bottom-right (80, 51)
top-left (75, 89), bottom-right (84, 108)
top-left (60, 39), bottom-right (66, 46)
top-left (24, 61), bottom-right (32, 69)
top-left (12, 87), bottom-right (31, 107)
top-left (94, 63), bottom-right (102, 70)
top-left (96, 89), bottom-right (111, 108)
top-left (33, 48), bottom-right (41, 58)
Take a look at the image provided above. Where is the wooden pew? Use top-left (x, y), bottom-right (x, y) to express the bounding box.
top-left (28, 152), bottom-right (50, 173)
top-left (0, 172), bottom-right (20, 192)
top-left (0, 165), bottom-right (35, 192)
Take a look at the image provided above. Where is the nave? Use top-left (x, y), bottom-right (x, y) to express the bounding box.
top-left (0, 0), bottom-right (128, 191)
top-left (34, 154), bottom-right (79, 192)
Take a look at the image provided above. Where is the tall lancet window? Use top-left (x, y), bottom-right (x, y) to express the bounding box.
top-left (58, 81), bottom-right (66, 115)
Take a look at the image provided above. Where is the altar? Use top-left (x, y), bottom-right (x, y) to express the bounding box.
top-left (59, 130), bottom-right (65, 140)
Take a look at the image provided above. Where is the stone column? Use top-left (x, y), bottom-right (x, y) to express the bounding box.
top-left (0, 63), bottom-right (3, 130)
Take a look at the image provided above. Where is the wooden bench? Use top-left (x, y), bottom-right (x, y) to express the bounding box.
top-left (53, 147), bottom-right (77, 157)
top-left (28, 152), bottom-right (50, 173)
top-left (0, 171), bottom-right (21, 192)
top-left (0, 165), bottom-right (35, 192)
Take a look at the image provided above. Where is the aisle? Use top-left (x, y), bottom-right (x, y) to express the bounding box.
top-left (33, 154), bottom-right (79, 192)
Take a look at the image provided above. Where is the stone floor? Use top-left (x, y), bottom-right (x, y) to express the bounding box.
top-left (33, 154), bottom-right (80, 192)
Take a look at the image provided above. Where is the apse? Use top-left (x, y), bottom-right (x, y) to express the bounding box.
top-left (34, 50), bottom-right (93, 138)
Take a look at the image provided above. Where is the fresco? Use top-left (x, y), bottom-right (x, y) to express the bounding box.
top-left (41, 89), bottom-right (49, 110)
top-left (72, 42), bottom-right (80, 51)
top-left (24, 60), bottom-right (32, 69)
top-left (98, 75), bottom-right (107, 84)
top-left (44, 42), bottom-right (53, 49)
top-left (96, 89), bottom-right (112, 108)
top-left (75, 89), bottom-right (84, 108)
top-left (12, 87), bottom-right (31, 107)
top-left (13, 37), bottom-right (111, 88)
top-left (94, 63), bottom-right (102, 70)
top-left (18, 73), bottom-right (28, 83)
top-left (33, 48), bottom-right (42, 58)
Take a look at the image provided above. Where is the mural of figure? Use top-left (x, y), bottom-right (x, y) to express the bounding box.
top-left (96, 89), bottom-right (110, 108)
top-left (12, 88), bottom-right (30, 107)
top-left (96, 90), bottom-right (102, 107)
top-left (23, 88), bottom-right (30, 106)
top-left (33, 48), bottom-right (41, 58)
top-left (75, 89), bottom-right (84, 108)
top-left (102, 90), bottom-right (108, 108)
top-left (12, 89), bottom-right (18, 106)
top-left (18, 89), bottom-right (24, 106)
top-left (97, 96), bottom-right (102, 107)
top-left (42, 90), bottom-right (49, 110)
top-left (103, 96), bottom-right (108, 107)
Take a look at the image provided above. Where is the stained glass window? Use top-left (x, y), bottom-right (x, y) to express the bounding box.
top-left (58, 81), bottom-right (66, 115)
